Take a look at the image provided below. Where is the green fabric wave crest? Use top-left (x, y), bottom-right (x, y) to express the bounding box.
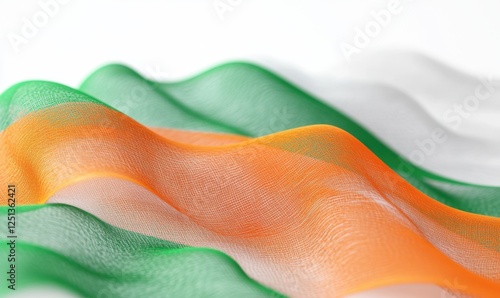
top-left (0, 204), bottom-right (285, 298)
top-left (80, 63), bottom-right (500, 217)
top-left (0, 63), bottom-right (498, 217)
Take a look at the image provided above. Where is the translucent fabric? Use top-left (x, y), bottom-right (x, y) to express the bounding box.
top-left (1, 81), bottom-right (500, 296)
top-left (79, 64), bottom-right (500, 216)
top-left (0, 204), bottom-right (283, 297)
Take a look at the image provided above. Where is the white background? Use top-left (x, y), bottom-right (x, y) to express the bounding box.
top-left (2, 0), bottom-right (500, 92)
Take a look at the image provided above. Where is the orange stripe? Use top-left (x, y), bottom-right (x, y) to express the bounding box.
top-left (1, 102), bottom-right (499, 297)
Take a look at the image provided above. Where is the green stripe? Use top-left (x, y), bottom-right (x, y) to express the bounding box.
top-left (0, 204), bottom-right (285, 298)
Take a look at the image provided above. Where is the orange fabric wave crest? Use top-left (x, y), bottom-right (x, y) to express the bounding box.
top-left (1, 102), bottom-right (500, 297)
